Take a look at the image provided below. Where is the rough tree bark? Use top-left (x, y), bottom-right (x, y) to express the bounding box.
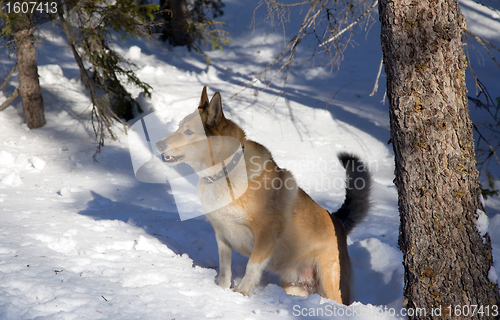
top-left (13, 11), bottom-right (46, 129)
top-left (379, 0), bottom-right (500, 319)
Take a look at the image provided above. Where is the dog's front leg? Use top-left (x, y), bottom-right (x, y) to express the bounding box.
top-left (234, 236), bottom-right (276, 296)
top-left (215, 233), bottom-right (232, 289)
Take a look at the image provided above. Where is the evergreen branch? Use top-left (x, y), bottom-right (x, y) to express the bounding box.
top-left (57, 8), bottom-right (112, 158)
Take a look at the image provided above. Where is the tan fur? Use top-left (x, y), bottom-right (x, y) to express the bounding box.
top-left (156, 87), bottom-right (352, 304)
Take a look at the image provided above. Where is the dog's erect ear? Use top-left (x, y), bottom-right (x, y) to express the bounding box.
top-left (199, 86), bottom-right (209, 109)
top-left (198, 87), bottom-right (224, 127)
top-left (204, 92), bottom-right (224, 126)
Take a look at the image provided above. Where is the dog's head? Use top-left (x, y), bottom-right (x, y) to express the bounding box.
top-left (156, 87), bottom-right (243, 171)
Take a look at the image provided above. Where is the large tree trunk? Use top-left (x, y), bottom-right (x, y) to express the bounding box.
top-left (379, 0), bottom-right (500, 319)
top-left (13, 12), bottom-right (46, 129)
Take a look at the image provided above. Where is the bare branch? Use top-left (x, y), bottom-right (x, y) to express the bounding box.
top-left (230, 0), bottom-right (325, 100)
top-left (381, 90), bottom-right (386, 105)
top-left (370, 55), bottom-right (383, 96)
top-left (464, 41), bottom-right (480, 95)
top-left (473, 123), bottom-right (500, 167)
top-left (231, 0), bottom-right (378, 103)
top-left (320, 0), bottom-right (378, 47)
top-left (266, 0), bottom-right (314, 8)
top-left (464, 28), bottom-right (500, 70)
top-left (0, 63), bottom-right (17, 92)
top-left (0, 88), bottom-right (19, 112)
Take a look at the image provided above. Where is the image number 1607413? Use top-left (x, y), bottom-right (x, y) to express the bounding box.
top-left (0, 0), bottom-right (73, 32)
top-left (3, 1), bottom-right (57, 14)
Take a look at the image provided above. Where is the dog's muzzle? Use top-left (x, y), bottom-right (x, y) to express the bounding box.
top-left (156, 140), bottom-right (183, 163)
top-left (156, 140), bottom-right (168, 153)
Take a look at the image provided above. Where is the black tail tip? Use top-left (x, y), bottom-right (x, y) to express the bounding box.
top-left (333, 152), bottom-right (372, 234)
top-left (337, 152), bottom-right (361, 169)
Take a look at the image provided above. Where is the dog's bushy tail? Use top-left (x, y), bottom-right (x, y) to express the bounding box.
top-left (332, 152), bottom-right (371, 234)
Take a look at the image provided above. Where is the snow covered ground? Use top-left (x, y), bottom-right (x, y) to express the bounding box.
top-left (0, 0), bottom-right (499, 319)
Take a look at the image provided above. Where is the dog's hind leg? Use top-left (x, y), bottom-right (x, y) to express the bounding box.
top-left (215, 233), bottom-right (232, 289)
top-left (317, 257), bottom-right (344, 304)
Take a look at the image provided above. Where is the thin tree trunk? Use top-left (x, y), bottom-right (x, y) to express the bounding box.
top-left (13, 12), bottom-right (45, 129)
top-left (160, 0), bottom-right (192, 49)
top-left (379, 0), bottom-right (500, 318)
top-left (169, 0), bottom-right (191, 48)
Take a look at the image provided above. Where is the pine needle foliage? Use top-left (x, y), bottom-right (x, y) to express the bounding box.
top-left (54, 0), bottom-right (159, 157)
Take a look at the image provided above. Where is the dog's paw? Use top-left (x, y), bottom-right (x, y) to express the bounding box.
top-left (218, 280), bottom-right (231, 289)
top-left (217, 272), bottom-right (232, 289)
top-left (232, 287), bottom-right (250, 296)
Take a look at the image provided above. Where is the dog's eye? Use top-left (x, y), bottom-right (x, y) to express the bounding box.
top-left (184, 129), bottom-right (194, 135)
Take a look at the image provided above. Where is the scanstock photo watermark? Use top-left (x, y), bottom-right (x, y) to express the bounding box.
top-left (292, 303), bottom-right (499, 318)
top-left (128, 109), bottom-right (372, 221)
